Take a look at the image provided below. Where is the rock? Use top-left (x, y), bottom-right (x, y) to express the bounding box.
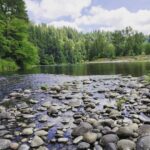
top-left (0, 130), bottom-right (9, 137)
top-left (117, 126), bottom-right (134, 138)
top-left (10, 142), bottom-right (19, 150)
top-left (99, 119), bottom-right (115, 128)
top-left (37, 146), bottom-right (48, 150)
top-left (73, 136), bottom-right (83, 144)
top-left (105, 143), bottom-right (117, 150)
top-left (94, 145), bottom-right (103, 150)
top-left (0, 139), bottom-right (11, 149)
top-left (101, 134), bottom-right (119, 146)
top-left (136, 136), bottom-right (150, 150)
top-left (35, 130), bottom-right (48, 136)
top-left (83, 132), bottom-right (97, 143)
top-left (24, 89), bottom-right (31, 94)
top-left (38, 115), bottom-right (49, 122)
top-left (72, 122), bottom-right (93, 137)
top-left (17, 102), bottom-right (28, 109)
top-left (31, 136), bottom-right (44, 147)
top-left (22, 128), bottom-right (33, 135)
top-left (69, 99), bottom-right (82, 108)
top-left (47, 106), bottom-right (58, 115)
top-left (22, 114), bottom-right (34, 119)
top-left (117, 139), bottom-right (135, 150)
top-left (0, 112), bottom-right (12, 119)
top-left (18, 144), bottom-right (30, 150)
top-left (29, 99), bottom-right (38, 104)
top-left (51, 85), bottom-right (61, 92)
top-left (42, 101), bottom-right (51, 108)
top-left (58, 138), bottom-right (68, 143)
top-left (139, 113), bottom-right (150, 123)
top-left (109, 110), bottom-right (121, 119)
top-left (138, 125), bottom-right (150, 137)
top-left (77, 142), bottom-right (90, 149)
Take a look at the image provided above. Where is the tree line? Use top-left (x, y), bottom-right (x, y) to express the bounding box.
top-left (29, 25), bottom-right (150, 65)
top-left (0, 0), bottom-right (150, 71)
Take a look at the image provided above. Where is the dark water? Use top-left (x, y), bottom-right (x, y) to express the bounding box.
top-left (1, 61), bottom-right (150, 76)
top-left (0, 62), bottom-right (150, 99)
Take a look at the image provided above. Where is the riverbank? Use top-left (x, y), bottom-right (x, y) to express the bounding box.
top-left (0, 75), bottom-right (150, 149)
top-left (88, 55), bottom-right (150, 64)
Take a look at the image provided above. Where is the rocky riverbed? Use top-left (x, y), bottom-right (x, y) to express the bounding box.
top-left (0, 75), bottom-right (150, 150)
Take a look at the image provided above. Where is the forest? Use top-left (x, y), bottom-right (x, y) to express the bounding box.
top-left (0, 0), bottom-right (150, 71)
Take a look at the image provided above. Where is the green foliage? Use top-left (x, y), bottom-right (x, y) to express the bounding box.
top-left (0, 0), bottom-right (39, 71)
top-left (142, 42), bottom-right (150, 55)
top-left (116, 98), bottom-right (127, 110)
top-left (0, 59), bottom-right (18, 72)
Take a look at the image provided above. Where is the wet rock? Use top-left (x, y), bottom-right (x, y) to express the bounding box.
top-left (117, 139), bottom-right (135, 150)
top-left (136, 136), bottom-right (150, 150)
top-left (31, 136), bottom-right (44, 147)
top-left (77, 142), bottom-right (90, 149)
top-left (18, 144), bottom-right (30, 150)
top-left (22, 128), bottom-right (33, 135)
top-left (0, 139), bottom-right (11, 150)
top-left (138, 125), bottom-right (150, 137)
top-left (101, 134), bottom-right (119, 146)
top-left (83, 132), bottom-right (97, 144)
top-left (73, 136), bottom-right (83, 144)
top-left (72, 122), bottom-right (93, 137)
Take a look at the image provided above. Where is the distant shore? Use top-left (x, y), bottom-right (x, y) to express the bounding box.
top-left (87, 55), bottom-right (150, 64)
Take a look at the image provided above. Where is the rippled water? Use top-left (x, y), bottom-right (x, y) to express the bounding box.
top-left (0, 61), bottom-right (150, 99)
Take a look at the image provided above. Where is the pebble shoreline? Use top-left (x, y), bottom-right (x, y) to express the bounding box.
top-left (0, 75), bottom-right (150, 150)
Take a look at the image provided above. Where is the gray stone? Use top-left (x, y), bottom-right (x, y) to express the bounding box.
top-left (101, 134), bottom-right (119, 146)
top-left (72, 122), bottom-right (93, 137)
top-left (117, 126), bottom-right (134, 138)
top-left (35, 130), bottom-right (48, 136)
top-left (0, 139), bottom-right (11, 150)
top-left (18, 144), bottom-right (30, 150)
top-left (22, 128), bottom-right (33, 135)
top-left (77, 142), bottom-right (90, 149)
top-left (136, 136), bottom-right (150, 150)
top-left (31, 136), bottom-right (44, 147)
top-left (117, 139), bottom-right (135, 150)
top-left (83, 132), bottom-right (97, 144)
top-left (73, 136), bottom-right (83, 144)
top-left (58, 138), bottom-right (68, 143)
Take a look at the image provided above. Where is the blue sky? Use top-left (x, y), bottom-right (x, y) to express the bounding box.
top-left (24, 0), bottom-right (150, 34)
top-left (92, 0), bottom-right (150, 11)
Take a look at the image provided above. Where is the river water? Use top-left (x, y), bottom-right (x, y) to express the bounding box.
top-left (0, 62), bottom-right (150, 99)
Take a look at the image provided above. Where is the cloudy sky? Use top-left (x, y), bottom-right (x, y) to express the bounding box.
top-left (24, 0), bottom-right (150, 34)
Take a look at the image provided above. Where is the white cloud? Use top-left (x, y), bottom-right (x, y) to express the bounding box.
top-left (24, 0), bottom-right (150, 34)
top-left (75, 6), bottom-right (150, 34)
top-left (25, 0), bottom-right (91, 22)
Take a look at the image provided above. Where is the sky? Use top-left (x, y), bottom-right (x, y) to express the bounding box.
top-left (24, 0), bottom-right (150, 34)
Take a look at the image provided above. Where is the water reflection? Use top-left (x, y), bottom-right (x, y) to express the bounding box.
top-left (15, 62), bottom-right (150, 77)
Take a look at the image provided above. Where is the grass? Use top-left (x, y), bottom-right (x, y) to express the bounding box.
top-left (116, 98), bottom-right (127, 110)
top-left (0, 59), bottom-right (18, 72)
